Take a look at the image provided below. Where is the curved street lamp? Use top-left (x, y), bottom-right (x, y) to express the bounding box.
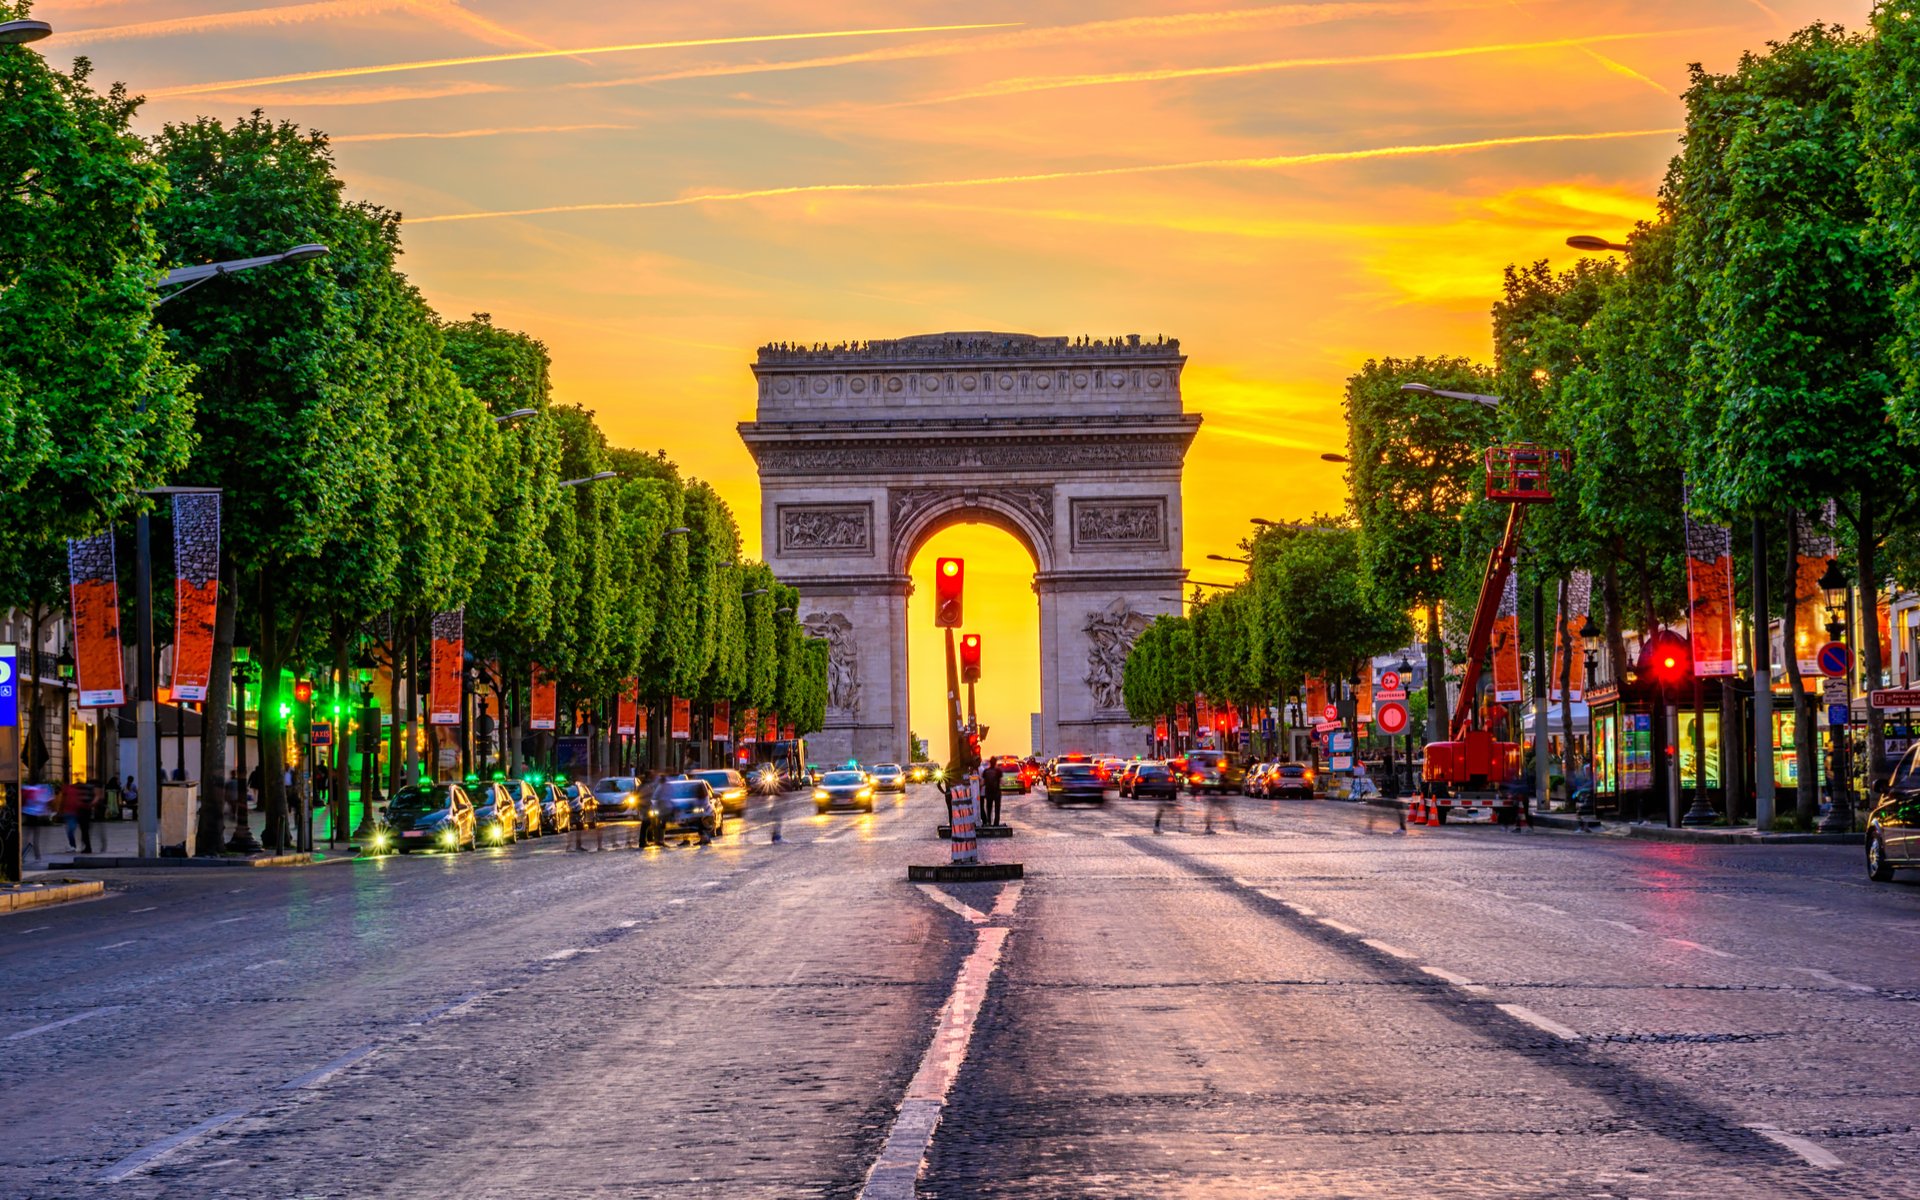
top-left (0, 19), bottom-right (52, 43)
top-left (1566, 234), bottom-right (1630, 253)
top-left (493, 408), bottom-right (537, 425)
top-left (558, 471), bottom-right (619, 489)
top-left (1321, 452), bottom-right (1350, 464)
top-left (1399, 381), bottom-right (1504, 408)
top-left (157, 244), bottom-right (330, 305)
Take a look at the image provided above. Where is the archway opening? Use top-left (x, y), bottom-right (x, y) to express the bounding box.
top-left (907, 523), bottom-right (1041, 760)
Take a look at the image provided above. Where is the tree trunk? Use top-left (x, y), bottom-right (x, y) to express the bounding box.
top-left (1424, 604), bottom-right (1447, 741)
top-left (1556, 574), bottom-right (1577, 796)
top-left (331, 627), bottom-right (350, 843)
top-left (1604, 543), bottom-right (1629, 688)
top-left (386, 614), bottom-right (406, 795)
top-left (27, 603), bottom-right (45, 784)
top-left (507, 661), bottom-right (524, 778)
top-left (195, 564), bottom-right (236, 853)
top-left (1783, 515), bottom-right (1817, 823)
top-left (257, 575), bottom-right (289, 852)
top-left (405, 616), bottom-right (422, 784)
top-left (1857, 491), bottom-right (1886, 791)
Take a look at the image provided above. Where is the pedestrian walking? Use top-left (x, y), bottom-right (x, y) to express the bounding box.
top-left (1203, 785), bottom-right (1238, 834)
top-left (61, 779), bottom-right (93, 854)
top-left (979, 759), bottom-right (1004, 827)
top-left (23, 783), bottom-right (54, 860)
top-left (247, 765), bottom-right (263, 810)
top-left (1153, 783), bottom-right (1185, 833)
top-left (122, 775), bottom-right (138, 820)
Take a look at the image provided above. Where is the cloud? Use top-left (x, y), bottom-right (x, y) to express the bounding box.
top-left (910, 28), bottom-right (1727, 106)
top-left (408, 127), bottom-right (1682, 225)
top-left (57, 0), bottom-right (410, 46)
top-left (144, 21), bottom-right (1024, 98)
top-left (146, 80), bottom-right (506, 107)
top-left (331, 122), bottom-right (633, 142)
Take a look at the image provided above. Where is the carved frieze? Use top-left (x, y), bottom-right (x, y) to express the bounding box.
top-left (1083, 598), bottom-right (1154, 712)
top-left (777, 503), bottom-right (873, 557)
top-left (750, 437), bottom-right (1189, 476)
top-left (802, 611), bottom-right (861, 713)
top-left (1070, 497), bottom-right (1167, 551)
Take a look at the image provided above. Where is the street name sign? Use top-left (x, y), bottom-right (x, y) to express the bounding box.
top-left (1870, 688), bottom-right (1920, 709)
top-left (1376, 689), bottom-right (1406, 702)
top-left (1314, 719), bottom-right (1344, 733)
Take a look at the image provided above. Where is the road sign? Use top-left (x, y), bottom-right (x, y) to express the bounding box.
top-left (1376, 689), bottom-right (1406, 702)
top-left (311, 720), bottom-right (332, 749)
top-left (0, 644), bottom-right (15, 729)
top-left (1330, 732), bottom-right (1353, 753)
top-left (1828, 703), bottom-right (1851, 727)
top-left (1817, 641), bottom-right (1851, 678)
top-left (1380, 670), bottom-right (1401, 692)
top-left (1313, 719), bottom-right (1343, 733)
top-left (1822, 678), bottom-right (1849, 705)
top-left (1331, 754), bottom-right (1353, 772)
top-left (1871, 688), bottom-right (1920, 709)
top-left (1375, 701), bottom-right (1408, 736)
top-left (1323, 704), bottom-right (1338, 722)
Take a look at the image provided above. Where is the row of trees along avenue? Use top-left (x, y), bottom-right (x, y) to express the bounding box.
top-left (0, 29), bottom-right (829, 852)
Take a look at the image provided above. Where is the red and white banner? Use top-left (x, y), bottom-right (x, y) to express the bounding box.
top-left (616, 685), bottom-right (637, 736)
top-left (670, 696), bottom-right (690, 740)
top-left (66, 533), bottom-right (125, 708)
top-left (1685, 508), bottom-right (1737, 677)
top-left (428, 609), bottom-right (463, 726)
top-left (741, 707), bottom-right (758, 745)
top-left (529, 666), bottom-right (557, 731)
top-left (781, 720), bottom-right (795, 742)
top-left (169, 493), bottom-right (219, 701)
top-left (713, 700), bottom-right (731, 741)
top-left (1355, 677), bottom-right (1373, 723)
top-left (1549, 570), bottom-right (1591, 702)
top-left (1491, 573), bottom-right (1523, 703)
top-left (1304, 677), bottom-right (1327, 722)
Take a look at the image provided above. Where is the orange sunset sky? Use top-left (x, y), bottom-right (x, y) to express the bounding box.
top-left (36, 0), bottom-right (1871, 755)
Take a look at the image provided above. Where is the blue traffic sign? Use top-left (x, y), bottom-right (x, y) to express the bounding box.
top-left (1817, 641), bottom-right (1852, 678)
top-left (1828, 703), bottom-right (1851, 727)
top-left (0, 644), bottom-right (15, 728)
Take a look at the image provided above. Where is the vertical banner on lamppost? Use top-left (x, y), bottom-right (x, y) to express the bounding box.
top-left (67, 533), bottom-right (125, 707)
top-left (1304, 677), bottom-right (1327, 721)
top-left (714, 700), bottom-right (731, 742)
top-left (616, 687), bottom-right (637, 736)
top-left (428, 609), bottom-right (463, 725)
top-left (1551, 571), bottom-right (1591, 701)
top-left (169, 493), bottom-right (220, 701)
top-left (1356, 677), bottom-right (1373, 723)
top-left (1795, 507), bottom-right (1837, 676)
top-left (780, 720), bottom-right (795, 743)
top-left (529, 666), bottom-right (557, 731)
top-left (670, 696), bottom-right (690, 740)
top-left (1685, 509), bottom-right (1737, 676)
top-left (741, 707), bottom-right (758, 745)
top-left (1491, 572), bottom-right (1523, 702)
top-left (766, 713), bottom-right (780, 744)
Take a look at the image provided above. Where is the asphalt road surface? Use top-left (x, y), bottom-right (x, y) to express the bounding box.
top-left (7, 783), bottom-right (1920, 1198)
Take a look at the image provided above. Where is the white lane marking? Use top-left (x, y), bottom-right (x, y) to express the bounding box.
top-left (213, 916), bottom-right (248, 925)
top-left (1527, 902), bottom-right (1568, 916)
top-left (915, 885), bottom-right (989, 925)
top-left (18, 926), bottom-right (50, 934)
top-left (988, 882), bottom-right (1023, 919)
top-left (1265, 894), bottom-right (1315, 916)
top-left (1788, 967), bottom-right (1876, 993)
top-left (243, 959), bottom-right (288, 972)
top-left (1597, 919), bottom-right (1642, 933)
top-left (616, 919), bottom-right (640, 929)
top-left (544, 948), bottom-right (599, 961)
top-left (1315, 917), bottom-right (1362, 936)
top-left (7, 1005), bottom-right (121, 1042)
top-left (1496, 1004), bottom-right (1579, 1040)
top-left (130, 907), bottom-right (157, 914)
top-left (1362, 938), bottom-right (1416, 960)
top-left (859, 891), bottom-right (1022, 1200)
top-left (97, 1109), bottom-right (250, 1182)
top-left (279, 1044), bottom-right (379, 1090)
top-left (1664, 937), bottom-right (1737, 959)
top-left (701, 880), bottom-right (723, 887)
top-left (1747, 1123), bottom-right (1843, 1168)
top-left (1420, 965), bottom-right (1475, 987)
top-left (410, 992), bottom-right (484, 1025)
top-left (101, 940), bottom-right (137, 950)
top-left (668, 898), bottom-right (688, 906)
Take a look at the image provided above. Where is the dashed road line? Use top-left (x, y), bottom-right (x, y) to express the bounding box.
top-left (1597, 919), bottom-right (1642, 933)
top-left (7, 1006), bottom-right (121, 1042)
top-left (1787, 967), bottom-right (1875, 993)
top-left (212, 916), bottom-right (248, 926)
top-left (411, 992), bottom-right (484, 1025)
top-left (1747, 1123), bottom-right (1843, 1168)
top-left (1495, 1003), bottom-right (1580, 1040)
top-left (101, 940), bottom-right (137, 950)
top-left (129, 906), bottom-right (157, 914)
top-left (18, 925), bottom-right (50, 934)
top-left (1315, 916), bottom-right (1362, 936)
top-left (279, 1044), bottom-right (379, 1090)
top-left (243, 959), bottom-right (288, 972)
top-left (1664, 937), bottom-right (1737, 959)
top-left (97, 1109), bottom-right (250, 1182)
top-left (1361, 938), bottom-right (1417, 960)
top-left (1417, 965), bottom-right (1489, 995)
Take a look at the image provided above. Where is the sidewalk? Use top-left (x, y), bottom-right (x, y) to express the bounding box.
top-left (1362, 795), bottom-right (1864, 845)
top-left (28, 802), bottom-right (370, 870)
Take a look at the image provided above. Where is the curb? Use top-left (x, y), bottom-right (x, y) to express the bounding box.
top-left (1622, 825), bottom-right (1864, 846)
top-left (906, 862), bottom-right (1024, 882)
top-left (935, 825), bottom-right (1014, 839)
top-left (1, 880), bottom-right (105, 913)
top-left (47, 851), bottom-right (335, 869)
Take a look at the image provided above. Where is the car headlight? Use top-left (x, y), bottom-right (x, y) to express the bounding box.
top-left (859, 787), bottom-right (873, 799)
top-left (371, 832), bottom-right (390, 849)
top-left (623, 796), bottom-right (638, 808)
top-left (441, 829), bottom-right (457, 845)
top-left (813, 789), bottom-right (829, 801)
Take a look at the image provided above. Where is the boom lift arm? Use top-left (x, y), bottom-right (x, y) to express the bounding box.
top-left (1448, 503), bottom-right (1527, 740)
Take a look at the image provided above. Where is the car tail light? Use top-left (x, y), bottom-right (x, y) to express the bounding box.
top-left (1191, 774), bottom-right (1205, 785)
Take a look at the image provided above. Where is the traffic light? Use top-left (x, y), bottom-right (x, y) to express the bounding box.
top-left (293, 679), bottom-right (313, 704)
top-left (934, 557), bottom-right (964, 628)
top-left (960, 634), bottom-right (982, 683)
top-left (1642, 630), bottom-right (1692, 690)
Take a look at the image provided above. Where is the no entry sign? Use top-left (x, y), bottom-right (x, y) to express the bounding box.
top-left (1375, 701), bottom-right (1408, 736)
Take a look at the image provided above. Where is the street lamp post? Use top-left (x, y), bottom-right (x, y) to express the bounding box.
top-left (1579, 617), bottom-right (1601, 818)
top-left (353, 651), bottom-right (380, 840)
top-left (1817, 559), bottom-right (1855, 833)
top-left (226, 648), bottom-right (260, 852)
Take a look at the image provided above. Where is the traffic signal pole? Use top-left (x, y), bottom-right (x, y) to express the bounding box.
top-left (944, 627), bottom-right (965, 771)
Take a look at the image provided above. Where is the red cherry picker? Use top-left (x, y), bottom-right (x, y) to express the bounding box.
top-left (1415, 443), bottom-right (1571, 825)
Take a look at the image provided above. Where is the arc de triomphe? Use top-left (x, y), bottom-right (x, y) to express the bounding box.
top-left (739, 332), bottom-right (1199, 765)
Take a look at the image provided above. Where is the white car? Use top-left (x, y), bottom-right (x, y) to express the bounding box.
top-left (591, 776), bottom-right (646, 820)
top-left (870, 763), bottom-right (908, 793)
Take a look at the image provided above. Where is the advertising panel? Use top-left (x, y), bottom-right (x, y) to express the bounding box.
top-left (170, 493), bottom-right (220, 701)
top-left (67, 533), bottom-right (125, 708)
top-left (428, 609), bottom-right (462, 726)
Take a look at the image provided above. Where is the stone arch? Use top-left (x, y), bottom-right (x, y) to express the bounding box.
top-left (888, 485), bottom-right (1054, 577)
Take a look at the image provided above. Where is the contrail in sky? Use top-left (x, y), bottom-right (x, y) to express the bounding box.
top-left (145, 22), bottom-right (1023, 97)
top-left (410, 128), bottom-right (1683, 226)
top-left (332, 122), bottom-right (632, 142)
top-left (913, 28), bottom-right (1728, 105)
top-left (59, 0), bottom-right (403, 45)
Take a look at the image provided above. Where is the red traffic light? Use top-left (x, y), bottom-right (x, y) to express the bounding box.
top-left (293, 679), bottom-right (314, 704)
top-left (960, 633), bottom-right (982, 683)
top-left (934, 557), bottom-right (964, 628)
top-left (1640, 630), bottom-right (1692, 689)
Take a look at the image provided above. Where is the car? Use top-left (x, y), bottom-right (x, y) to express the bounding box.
top-left (592, 776), bottom-right (648, 822)
top-left (989, 756), bottom-right (1029, 793)
top-left (1266, 762), bottom-right (1315, 799)
top-left (538, 783), bottom-right (574, 834)
top-left (1869, 744), bottom-right (1920, 881)
top-left (806, 763), bottom-right (828, 786)
top-left (653, 778), bottom-right (723, 842)
top-left (870, 763), bottom-right (908, 793)
top-left (908, 762), bottom-right (937, 783)
top-left (562, 781), bottom-right (598, 829)
top-left (1185, 749), bottom-right (1246, 794)
top-left (1046, 762), bottom-right (1107, 805)
top-left (468, 781), bottom-right (520, 845)
top-left (688, 768), bottom-right (752, 814)
top-left (814, 769), bottom-right (875, 813)
top-left (386, 782), bottom-right (477, 852)
top-left (1242, 762), bottom-right (1274, 798)
top-left (498, 779), bottom-right (542, 837)
top-left (1113, 762), bottom-right (1142, 793)
top-left (1119, 761), bottom-right (1178, 800)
